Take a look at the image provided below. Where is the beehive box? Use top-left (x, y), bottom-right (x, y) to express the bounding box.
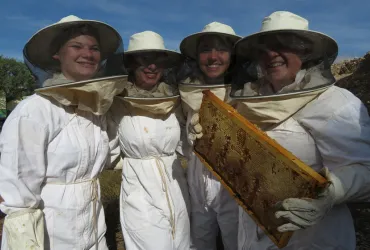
top-left (194, 90), bottom-right (327, 248)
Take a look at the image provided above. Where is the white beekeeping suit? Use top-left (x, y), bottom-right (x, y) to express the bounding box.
top-left (108, 31), bottom-right (191, 250)
top-left (0, 15), bottom-right (127, 250)
top-left (232, 11), bottom-right (370, 250)
top-left (179, 22), bottom-right (241, 250)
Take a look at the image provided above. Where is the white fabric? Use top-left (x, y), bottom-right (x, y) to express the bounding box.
top-left (238, 86), bottom-right (370, 249)
top-left (106, 94), bottom-right (186, 169)
top-left (201, 22), bottom-right (238, 36)
top-left (178, 80), bottom-right (231, 114)
top-left (261, 11), bottom-right (309, 32)
top-left (105, 103), bottom-right (125, 170)
top-left (3, 209), bottom-right (44, 250)
top-left (36, 74), bottom-right (127, 115)
top-left (233, 86), bottom-right (327, 130)
top-left (180, 22), bottom-right (241, 59)
top-left (122, 81), bottom-right (179, 98)
top-left (187, 151), bottom-right (239, 250)
top-left (235, 11), bottom-right (338, 61)
top-left (106, 98), bottom-right (177, 170)
top-left (124, 31), bottom-right (181, 64)
top-left (117, 111), bottom-right (191, 250)
top-left (25, 15), bottom-right (120, 70)
top-left (231, 66), bottom-right (334, 130)
top-left (126, 31), bottom-right (177, 54)
top-left (116, 96), bottom-right (180, 117)
top-left (179, 81), bottom-right (238, 250)
top-left (0, 94), bottom-right (109, 250)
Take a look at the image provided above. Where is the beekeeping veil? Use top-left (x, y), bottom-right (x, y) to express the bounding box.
top-left (179, 22), bottom-right (241, 114)
top-left (23, 15), bottom-right (128, 115)
top-left (231, 11), bottom-right (338, 130)
top-left (114, 31), bottom-right (184, 117)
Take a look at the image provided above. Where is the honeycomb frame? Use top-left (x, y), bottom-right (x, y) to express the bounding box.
top-left (194, 90), bottom-right (327, 248)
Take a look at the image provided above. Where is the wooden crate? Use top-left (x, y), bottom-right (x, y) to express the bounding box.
top-left (194, 90), bottom-right (327, 248)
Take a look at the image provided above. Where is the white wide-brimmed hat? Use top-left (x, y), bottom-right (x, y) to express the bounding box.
top-left (235, 11), bottom-right (338, 62)
top-left (24, 15), bottom-right (121, 70)
top-left (180, 22), bottom-right (242, 59)
top-left (124, 31), bottom-right (183, 64)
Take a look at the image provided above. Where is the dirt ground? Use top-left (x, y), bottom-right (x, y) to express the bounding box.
top-left (100, 170), bottom-right (126, 250)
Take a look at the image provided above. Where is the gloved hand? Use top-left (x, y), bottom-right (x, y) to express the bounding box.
top-left (186, 111), bottom-right (203, 146)
top-left (275, 167), bottom-right (345, 232)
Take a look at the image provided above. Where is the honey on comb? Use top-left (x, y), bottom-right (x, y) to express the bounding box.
top-left (194, 90), bottom-right (327, 248)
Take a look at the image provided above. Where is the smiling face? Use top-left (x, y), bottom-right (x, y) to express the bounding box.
top-left (134, 64), bottom-right (164, 90)
top-left (131, 52), bottom-right (168, 90)
top-left (197, 35), bottom-right (232, 80)
top-left (53, 35), bottom-right (101, 81)
top-left (259, 49), bottom-right (302, 91)
top-left (254, 34), bottom-right (310, 92)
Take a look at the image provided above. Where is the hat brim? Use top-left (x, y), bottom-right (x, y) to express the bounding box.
top-left (35, 75), bottom-right (128, 91)
top-left (235, 29), bottom-right (338, 63)
top-left (124, 49), bottom-right (184, 66)
top-left (25, 20), bottom-right (121, 70)
top-left (180, 32), bottom-right (241, 59)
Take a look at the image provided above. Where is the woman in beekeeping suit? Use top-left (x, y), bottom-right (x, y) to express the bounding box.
top-left (0, 15), bottom-right (127, 250)
top-left (108, 31), bottom-right (191, 250)
top-left (178, 22), bottom-right (241, 250)
top-left (231, 11), bottom-right (370, 249)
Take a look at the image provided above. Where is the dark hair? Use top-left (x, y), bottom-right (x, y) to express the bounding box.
top-left (50, 24), bottom-right (101, 56)
top-left (125, 53), bottom-right (184, 84)
top-left (177, 34), bottom-right (237, 84)
top-left (177, 55), bottom-right (237, 85)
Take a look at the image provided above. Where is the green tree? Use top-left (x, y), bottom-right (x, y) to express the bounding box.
top-left (0, 89), bottom-right (6, 119)
top-left (0, 55), bottom-right (36, 102)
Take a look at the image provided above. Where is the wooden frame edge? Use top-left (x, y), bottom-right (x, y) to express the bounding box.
top-left (194, 150), bottom-right (292, 248)
top-left (201, 90), bottom-right (327, 185)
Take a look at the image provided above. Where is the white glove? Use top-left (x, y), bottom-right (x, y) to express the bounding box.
top-left (275, 167), bottom-right (344, 232)
top-left (186, 111), bottom-right (203, 146)
top-left (4, 209), bottom-right (44, 250)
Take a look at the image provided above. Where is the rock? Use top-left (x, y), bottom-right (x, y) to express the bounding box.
top-left (333, 52), bottom-right (370, 112)
top-left (332, 52), bottom-right (370, 249)
top-left (332, 57), bottom-right (364, 77)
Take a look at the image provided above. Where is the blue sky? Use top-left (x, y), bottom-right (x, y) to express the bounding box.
top-left (0, 0), bottom-right (369, 62)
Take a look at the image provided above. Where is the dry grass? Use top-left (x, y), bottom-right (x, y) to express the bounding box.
top-left (100, 169), bottom-right (126, 250)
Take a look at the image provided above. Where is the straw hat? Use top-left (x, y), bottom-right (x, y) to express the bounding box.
top-left (124, 31), bottom-right (183, 65)
top-left (235, 11), bottom-right (338, 62)
top-left (24, 15), bottom-right (121, 70)
top-left (180, 22), bottom-right (241, 59)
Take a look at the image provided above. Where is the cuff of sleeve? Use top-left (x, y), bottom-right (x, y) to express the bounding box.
top-left (4, 208), bottom-right (44, 250)
top-left (328, 165), bottom-right (370, 204)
